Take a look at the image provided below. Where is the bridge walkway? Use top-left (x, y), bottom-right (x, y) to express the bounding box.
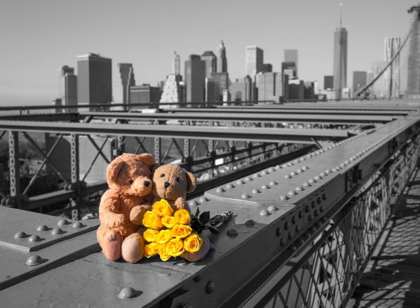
top-left (347, 167), bottom-right (420, 308)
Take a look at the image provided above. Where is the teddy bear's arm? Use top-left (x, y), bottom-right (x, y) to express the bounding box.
top-left (99, 196), bottom-right (126, 228)
top-left (173, 197), bottom-right (191, 212)
top-left (130, 204), bottom-right (152, 225)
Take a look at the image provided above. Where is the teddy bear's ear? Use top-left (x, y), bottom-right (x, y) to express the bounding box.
top-left (135, 153), bottom-right (156, 169)
top-left (186, 171), bottom-right (197, 193)
top-left (151, 163), bottom-right (160, 174)
top-left (107, 159), bottom-right (124, 185)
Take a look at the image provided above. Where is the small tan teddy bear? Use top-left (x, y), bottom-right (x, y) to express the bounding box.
top-left (96, 153), bottom-right (157, 263)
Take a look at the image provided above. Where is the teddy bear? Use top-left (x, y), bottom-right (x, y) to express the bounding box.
top-left (151, 164), bottom-right (211, 261)
top-left (96, 153), bottom-right (157, 263)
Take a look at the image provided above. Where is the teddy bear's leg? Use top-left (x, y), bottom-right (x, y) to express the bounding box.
top-left (181, 237), bottom-right (211, 262)
top-left (102, 231), bottom-right (123, 261)
top-left (121, 233), bottom-right (145, 264)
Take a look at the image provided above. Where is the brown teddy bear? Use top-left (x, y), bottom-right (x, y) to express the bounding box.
top-left (152, 164), bottom-right (210, 261)
top-left (97, 153), bottom-right (157, 263)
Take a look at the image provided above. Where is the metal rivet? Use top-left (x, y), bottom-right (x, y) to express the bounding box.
top-left (261, 171), bottom-right (268, 175)
top-left (288, 232), bottom-right (294, 239)
top-left (118, 287), bottom-right (139, 299)
top-left (194, 273), bottom-right (202, 282)
top-left (276, 227), bottom-right (281, 237)
top-left (305, 205), bottom-right (310, 213)
top-left (261, 184), bottom-right (269, 190)
top-left (245, 219), bottom-right (255, 227)
top-left (269, 181), bottom-right (278, 186)
top-left (216, 187), bottom-right (225, 193)
top-left (14, 231), bottom-right (27, 239)
top-left (302, 166), bottom-right (308, 170)
top-left (242, 193), bottom-right (251, 199)
top-left (252, 189), bottom-right (260, 194)
top-left (320, 206), bottom-right (324, 212)
top-left (57, 219), bottom-right (69, 227)
top-left (275, 165), bottom-right (281, 170)
top-left (292, 216), bottom-right (296, 224)
top-left (289, 245), bottom-right (297, 252)
top-left (315, 210), bottom-right (319, 216)
top-left (308, 215), bottom-right (313, 222)
top-left (309, 179), bottom-right (315, 184)
top-left (285, 222), bottom-right (290, 230)
top-left (296, 225), bottom-right (301, 232)
top-left (299, 211), bottom-right (303, 218)
top-left (267, 206), bottom-right (277, 213)
top-left (295, 186), bottom-right (303, 191)
top-left (322, 194), bottom-right (327, 200)
top-left (206, 281), bottom-right (215, 294)
top-left (29, 235), bottom-right (41, 242)
top-left (225, 183), bottom-right (234, 189)
top-left (302, 182), bottom-right (310, 187)
top-left (280, 238), bottom-right (286, 246)
top-left (268, 167), bottom-right (275, 172)
top-left (51, 227), bottom-right (64, 235)
top-left (259, 210), bottom-right (269, 216)
top-left (37, 225), bottom-right (48, 232)
top-left (245, 177), bottom-right (252, 181)
top-left (288, 190), bottom-right (296, 196)
top-left (279, 195), bottom-right (289, 201)
top-left (285, 174), bottom-right (291, 179)
top-left (72, 221), bottom-right (84, 228)
top-left (25, 255), bottom-right (42, 266)
top-left (227, 229), bottom-right (238, 236)
top-left (199, 197), bottom-right (209, 203)
top-left (290, 172), bottom-right (296, 176)
top-left (253, 173), bottom-right (260, 178)
top-left (317, 197), bottom-right (321, 204)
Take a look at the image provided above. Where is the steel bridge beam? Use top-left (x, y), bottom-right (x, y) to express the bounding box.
top-left (0, 120), bottom-right (351, 144)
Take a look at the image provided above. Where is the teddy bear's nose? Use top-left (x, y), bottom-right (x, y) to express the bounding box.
top-left (144, 181), bottom-right (150, 187)
top-left (164, 182), bottom-right (170, 189)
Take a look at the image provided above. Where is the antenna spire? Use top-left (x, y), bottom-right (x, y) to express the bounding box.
top-left (340, 3), bottom-right (343, 27)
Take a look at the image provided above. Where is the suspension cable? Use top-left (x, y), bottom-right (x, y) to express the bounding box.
top-left (356, 10), bottom-right (419, 97)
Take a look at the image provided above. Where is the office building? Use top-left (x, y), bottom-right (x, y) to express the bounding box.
top-left (284, 50), bottom-right (298, 77)
top-left (77, 53), bottom-right (112, 110)
top-left (130, 84), bottom-right (161, 106)
top-left (160, 74), bottom-right (184, 103)
top-left (58, 66), bottom-right (77, 112)
top-left (210, 72), bottom-right (229, 100)
top-left (281, 62), bottom-right (297, 79)
top-left (205, 77), bottom-right (220, 102)
top-left (352, 71), bottom-right (367, 97)
top-left (246, 46), bottom-right (264, 76)
top-left (256, 72), bottom-right (284, 103)
top-left (304, 82), bottom-right (315, 100)
top-left (288, 79), bottom-right (305, 101)
top-left (201, 51), bottom-right (217, 78)
top-left (173, 52), bottom-right (181, 75)
top-left (384, 37), bottom-right (401, 98)
top-left (185, 55), bottom-right (205, 102)
top-left (230, 76), bottom-right (253, 101)
top-left (217, 40), bottom-right (228, 73)
top-left (324, 75), bottom-right (334, 90)
top-left (333, 26), bottom-right (348, 100)
top-left (262, 63), bottom-right (273, 72)
top-left (118, 63), bottom-right (135, 106)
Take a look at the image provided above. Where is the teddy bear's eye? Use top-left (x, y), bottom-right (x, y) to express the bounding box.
top-left (160, 174), bottom-right (165, 178)
top-left (129, 180), bottom-right (133, 184)
top-left (176, 177), bottom-right (180, 182)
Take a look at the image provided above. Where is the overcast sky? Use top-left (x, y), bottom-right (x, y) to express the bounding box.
top-left (0, 0), bottom-right (416, 106)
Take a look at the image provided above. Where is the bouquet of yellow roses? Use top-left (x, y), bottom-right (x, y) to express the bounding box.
top-left (142, 199), bottom-right (206, 261)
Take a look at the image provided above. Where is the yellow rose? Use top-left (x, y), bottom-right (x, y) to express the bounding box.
top-left (143, 229), bottom-right (159, 242)
top-left (167, 238), bottom-right (185, 257)
top-left (142, 211), bottom-right (163, 230)
top-left (171, 224), bottom-right (192, 239)
top-left (184, 233), bottom-right (204, 253)
top-left (174, 209), bottom-right (191, 225)
top-left (155, 229), bottom-right (172, 244)
top-left (153, 199), bottom-right (174, 217)
top-left (158, 243), bottom-right (171, 261)
top-left (162, 216), bottom-right (175, 229)
top-left (144, 242), bottom-right (160, 258)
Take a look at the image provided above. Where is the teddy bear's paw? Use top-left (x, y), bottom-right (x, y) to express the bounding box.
top-left (122, 233), bottom-right (145, 264)
top-left (181, 237), bottom-right (211, 262)
top-left (102, 232), bottom-right (123, 261)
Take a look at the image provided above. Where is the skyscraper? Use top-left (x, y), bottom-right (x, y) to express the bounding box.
top-left (58, 66), bottom-right (77, 111)
top-left (230, 76), bottom-right (252, 102)
top-left (281, 62), bottom-right (297, 79)
top-left (173, 52), bottom-right (181, 75)
top-left (384, 37), bottom-right (401, 98)
top-left (324, 76), bottom-right (334, 90)
top-left (262, 63), bottom-right (273, 72)
top-left (284, 50), bottom-right (298, 77)
top-left (246, 46), bottom-right (263, 76)
top-left (333, 27), bottom-right (348, 100)
top-left (216, 40), bottom-right (228, 73)
top-left (201, 51), bottom-right (217, 78)
top-left (185, 55), bottom-right (205, 102)
top-left (353, 71), bottom-right (367, 97)
top-left (256, 72), bottom-right (284, 103)
top-left (77, 53), bottom-right (112, 110)
top-left (118, 63), bottom-right (135, 106)
top-left (130, 84), bottom-right (161, 105)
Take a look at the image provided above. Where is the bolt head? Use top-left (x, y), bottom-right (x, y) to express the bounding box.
top-left (72, 221), bottom-right (84, 228)
top-left (241, 193), bottom-right (251, 199)
top-left (29, 235), bottom-right (41, 242)
top-left (51, 227), bottom-right (64, 235)
top-left (261, 184), bottom-right (269, 190)
top-left (267, 206), bottom-right (277, 213)
top-left (216, 187), bottom-right (225, 193)
top-left (245, 219), bottom-right (255, 227)
top-left (279, 195), bottom-right (289, 201)
top-left (57, 219), bottom-right (69, 227)
top-left (25, 255), bottom-right (42, 266)
top-left (252, 189), bottom-right (260, 194)
top-left (14, 231), bottom-right (27, 239)
top-left (118, 287), bottom-right (139, 299)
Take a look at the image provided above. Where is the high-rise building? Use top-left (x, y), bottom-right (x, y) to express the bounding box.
top-left (353, 71), bottom-right (367, 97)
top-left (284, 50), bottom-right (298, 77)
top-left (210, 72), bottom-right (229, 101)
top-left (288, 79), bottom-right (305, 101)
top-left (384, 37), bottom-right (401, 98)
top-left (185, 55), bottom-right (205, 102)
top-left (333, 26), bottom-right (348, 100)
top-left (262, 63), bottom-right (273, 72)
top-left (256, 72), bottom-right (284, 103)
top-left (130, 84), bottom-right (161, 106)
top-left (118, 63), bottom-right (135, 106)
top-left (368, 60), bottom-right (386, 98)
top-left (324, 75), bottom-right (334, 90)
top-left (246, 46), bottom-right (264, 76)
top-left (205, 77), bottom-right (220, 102)
top-left (217, 40), bottom-right (228, 73)
top-left (58, 66), bottom-right (78, 111)
top-left (160, 74), bottom-right (184, 103)
top-left (77, 53), bottom-right (112, 110)
top-left (304, 82), bottom-right (315, 100)
top-left (281, 62), bottom-right (297, 79)
top-left (201, 51), bottom-right (217, 78)
top-left (230, 76), bottom-right (253, 102)
top-left (173, 52), bottom-right (181, 75)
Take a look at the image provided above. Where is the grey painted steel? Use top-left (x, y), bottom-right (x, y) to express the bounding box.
top-left (0, 120), bottom-right (351, 144)
top-left (79, 111), bottom-right (395, 124)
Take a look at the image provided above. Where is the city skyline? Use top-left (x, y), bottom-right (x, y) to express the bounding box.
top-left (0, 0), bottom-right (416, 106)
